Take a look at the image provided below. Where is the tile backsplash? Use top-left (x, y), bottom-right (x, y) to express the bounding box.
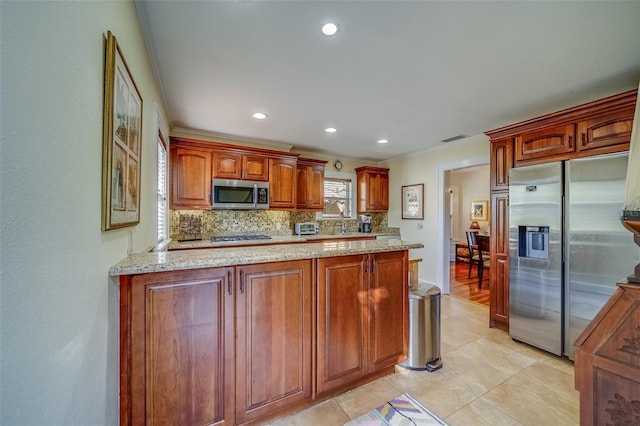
top-left (169, 210), bottom-right (388, 239)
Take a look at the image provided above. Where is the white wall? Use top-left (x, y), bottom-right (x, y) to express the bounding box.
top-left (450, 165), bottom-right (491, 239)
top-left (0, 2), bottom-right (167, 424)
top-left (383, 135), bottom-right (490, 288)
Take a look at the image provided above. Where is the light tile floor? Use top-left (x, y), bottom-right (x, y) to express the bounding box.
top-left (269, 295), bottom-right (579, 425)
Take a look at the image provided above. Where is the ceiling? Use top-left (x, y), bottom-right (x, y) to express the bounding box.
top-left (135, 0), bottom-right (640, 162)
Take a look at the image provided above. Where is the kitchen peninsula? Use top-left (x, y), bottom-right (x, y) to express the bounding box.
top-left (111, 238), bottom-right (422, 425)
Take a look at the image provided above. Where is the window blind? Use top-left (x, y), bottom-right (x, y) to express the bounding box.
top-left (157, 136), bottom-right (167, 242)
top-left (324, 177), bottom-right (352, 218)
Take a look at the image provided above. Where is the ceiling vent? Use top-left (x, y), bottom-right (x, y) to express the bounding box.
top-left (440, 134), bottom-right (468, 143)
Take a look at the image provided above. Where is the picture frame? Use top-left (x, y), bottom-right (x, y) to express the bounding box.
top-left (402, 184), bottom-right (424, 220)
top-left (102, 31), bottom-right (143, 231)
top-left (470, 200), bottom-right (488, 221)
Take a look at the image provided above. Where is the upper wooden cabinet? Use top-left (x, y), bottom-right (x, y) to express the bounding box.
top-left (490, 138), bottom-right (513, 192)
top-left (269, 157), bottom-right (297, 209)
top-left (169, 137), bottom-right (302, 210)
top-left (355, 166), bottom-right (389, 213)
top-left (296, 158), bottom-right (326, 211)
top-left (515, 123), bottom-right (576, 164)
top-left (213, 151), bottom-right (269, 181)
top-left (170, 145), bottom-right (212, 209)
top-left (576, 106), bottom-right (636, 154)
top-left (488, 89), bottom-right (637, 168)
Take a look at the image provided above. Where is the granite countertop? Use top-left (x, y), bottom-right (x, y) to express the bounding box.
top-left (166, 230), bottom-right (401, 250)
top-left (110, 238), bottom-right (422, 276)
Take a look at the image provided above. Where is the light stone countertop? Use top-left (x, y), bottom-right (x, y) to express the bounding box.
top-left (110, 238), bottom-right (422, 276)
top-left (166, 230), bottom-right (400, 250)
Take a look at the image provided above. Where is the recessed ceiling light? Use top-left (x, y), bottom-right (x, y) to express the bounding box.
top-left (377, 139), bottom-right (389, 144)
top-left (252, 112), bottom-right (267, 120)
top-left (325, 127), bottom-right (337, 133)
top-left (321, 22), bottom-right (339, 36)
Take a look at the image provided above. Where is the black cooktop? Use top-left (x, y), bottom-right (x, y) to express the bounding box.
top-left (211, 234), bottom-right (272, 242)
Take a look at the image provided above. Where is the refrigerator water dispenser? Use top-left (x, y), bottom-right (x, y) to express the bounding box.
top-left (518, 226), bottom-right (550, 259)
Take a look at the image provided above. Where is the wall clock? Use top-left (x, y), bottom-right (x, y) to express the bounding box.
top-left (333, 160), bottom-right (343, 171)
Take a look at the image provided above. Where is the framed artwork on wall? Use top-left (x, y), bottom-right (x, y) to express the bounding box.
top-left (470, 200), bottom-right (488, 221)
top-left (102, 31), bottom-right (143, 231)
top-left (402, 183), bottom-right (424, 220)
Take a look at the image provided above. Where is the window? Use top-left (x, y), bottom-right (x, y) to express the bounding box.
top-left (323, 177), bottom-right (353, 218)
top-left (157, 133), bottom-right (168, 242)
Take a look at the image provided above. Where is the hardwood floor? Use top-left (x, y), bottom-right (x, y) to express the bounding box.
top-left (450, 261), bottom-right (490, 307)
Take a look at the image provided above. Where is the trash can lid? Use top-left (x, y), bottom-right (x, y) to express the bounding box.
top-left (408, 284), bottom-right (441, 299)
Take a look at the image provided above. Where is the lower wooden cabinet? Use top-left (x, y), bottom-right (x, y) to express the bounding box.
top-left (119, 253), bottom-right (408, 425)
top-left (121, 267), bottom-right (235, 426)
top-left (316, 251), bottom-right (407, 395)
top-left (120, 260), bottom-right (312, 426)
top-left (235, 261), bottom-right (312, 424)
top-left (489, 192), bottom-right (509, 331)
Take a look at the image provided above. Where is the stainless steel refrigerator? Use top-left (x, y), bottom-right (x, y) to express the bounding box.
top-left (509, 152), bottom-right (638, 358)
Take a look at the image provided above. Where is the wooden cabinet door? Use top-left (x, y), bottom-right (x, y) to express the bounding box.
top-left (235, 260), bottom-right (312, 423)
top-left (316, 254), bottom-right (368, 394)
top-left (490, 138), bottom-right (513, 192)
top-left (269, 157), bottom-right (297, 209)
top-left (170, 146), bottom-right (212, 209)
top-left (296, 162), bottom-right (325, 210)
top-left (356, 167), bottom-right (389, 213)
top-left (213, 151), bottom-right (242, 179)
top-left (123, 267), bottom-right (235, 426)
top-left (369, 251), bottom-right (408, 371)
top-left (308, 164), bottom-right (325, 210)
top-left (577, 107), bottom-right (634, 154)
top-left (490, 192), bottom-right (509, 331)
top-left (515, 123), bottom-right (576, 165)
top-left (242, 154), bottom-right (269, 181)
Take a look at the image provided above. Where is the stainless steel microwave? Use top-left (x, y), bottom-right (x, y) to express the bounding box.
top-left (212, 179), bottom-right (269, 210)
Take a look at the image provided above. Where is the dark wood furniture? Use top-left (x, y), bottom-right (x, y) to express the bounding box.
top-left (355, 166), bottom-right (389, 213)
top-left (486, 89), bottom-right (637, 332)
top-left (465, 231), bottom-right (478, 278)
top-left (574, 282), bottom-right (640, 425)
top-left (474, 235), bottom-right (491, 288)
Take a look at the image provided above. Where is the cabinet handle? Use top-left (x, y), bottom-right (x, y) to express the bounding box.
top-left (568, 135), bottom-right (573, 148)
top-left (371, 259), bottom-right (375, 274)
top-left (581, 133), bottom-right (586, 146)
top-left (227, 271), bottom-right (232, 295)
top-left (240, 271), bottom-right (244, 293)
top-left (364, 258), bottom-right (368, 273)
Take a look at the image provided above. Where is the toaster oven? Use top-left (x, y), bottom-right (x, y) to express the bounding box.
top-left (295, 222), bottom-right (318, 235)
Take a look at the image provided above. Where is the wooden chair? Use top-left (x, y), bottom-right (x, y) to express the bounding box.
top-left (474, 235), bottom-right (491, 288)
top-left (465, 231), bottom-right (479, 278)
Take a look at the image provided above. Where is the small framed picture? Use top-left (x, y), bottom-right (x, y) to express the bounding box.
top-left (402, 184), bottom-right (424, 220)
top-left (470, 200), bottom-right (488, 221)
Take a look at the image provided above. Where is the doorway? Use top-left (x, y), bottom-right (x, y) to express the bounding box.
top-left (435, 154), bottom-right (489, 296)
